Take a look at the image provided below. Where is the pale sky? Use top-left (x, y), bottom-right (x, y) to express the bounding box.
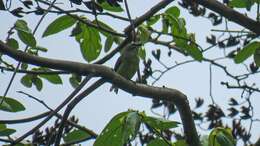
top-left (0, 0), bottom-right (259, 145)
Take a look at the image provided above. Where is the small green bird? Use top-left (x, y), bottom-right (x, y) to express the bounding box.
top-left (110, 43), bottom-right (140, 93)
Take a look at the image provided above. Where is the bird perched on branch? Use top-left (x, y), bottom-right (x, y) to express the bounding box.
top-left (110, 42), bottom-right (140, 93)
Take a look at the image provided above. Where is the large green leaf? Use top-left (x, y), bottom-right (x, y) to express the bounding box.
top-left (147, 138), bottom-right (171, 146)
top-left (42, 15), bottom-right (77, 37)
top-left (0, 96), bottom-right (25, 112)
top-left (76, 23), bottom-right (102, 62)
top-left (94, 111), bottom-right (140, 146)
top-left (165, 6), bottom-right (180, 18)
top-left (142, 116), bottom-right (179, 131)
top-left (234, 41), bottom-right (260, 63)
top-left (209, 127), bottom-right (235, 146)
top-left (63, 129), bottom-right (92, 144)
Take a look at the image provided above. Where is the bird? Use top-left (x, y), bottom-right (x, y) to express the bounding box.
top-left (110, 42), bottom-right (140, 93)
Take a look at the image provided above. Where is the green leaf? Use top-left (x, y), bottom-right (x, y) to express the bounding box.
top-left (42, 15), bottom-right (77, 37)
top-left (0, 96), bottom-right (25, 112)
top-left (6, 38), bottom-right (19, 49)
top-left (32, 77), bottom-right (43, 91)
top-left (234, 41), bottom-right (260, 63)
top-left (165, 6), bottom-right (180, 18)
top-left (216, 132), bottom-right (234, 146)
top-left (76, 23), bottom-right (102, 62)
top-left (200, 135), bottom-right (209, 146)
top-left (185, 33), bottom-right (203, 61)
top-left (104, 36), bottom-right (114, 52)
top-left (21, 74), bottom-right (33, 88)
top-left (0, 0), bottom-right (5, 10)
top-left (138, 25), bottom-right (150, 43)
top-left (15, 20), bottom-right (31, 33)
top-left (254, 48), bottom-right (260, 66)
top-left (123, 112), bottom-right (141, 141)
top-left (94, 111), bottom-right (139, 146)
top-left (143, 116), bottom-right (179, 131)
top-left (69, 74), bottom-right (82, 88)
top-left (0, 124), bottom-right (6, 131)
top-left (39, 74), bottom-right (62, 84)
top-left (15, 20), bottom-right (36, 47)
top-left (138, 46), bottom-right (146, 60)
top-left (162, 18), bottom-right (169, 34)
top-left (17, 30), bottom-right (37, 47)
top-left (63, 129), bottom-right (92, 144)
top-left (147, 15), bottom-right (160, 26)
top-left (229, 0), bottom-right (254, 9)
top-left (147, 138), bottom-right (171, 146)
top-left (209, 127), bottom-right (235, 146)
top-left (0, 128), bottom-right (16, 137)
top-left (174, 140), bottom-right (188, 146)
top-left (98, 1), bottom-right (123, 12)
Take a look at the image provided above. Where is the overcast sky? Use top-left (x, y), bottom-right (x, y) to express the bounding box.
top-left (0, 0), bottom-right (259, 145)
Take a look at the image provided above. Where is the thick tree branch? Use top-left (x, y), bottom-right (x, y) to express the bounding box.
top-left (195, 0), bottom-right (260, 35)
top-left (0, 41), bottom-right (201, 146)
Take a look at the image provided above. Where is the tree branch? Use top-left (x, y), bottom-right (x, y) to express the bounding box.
top-left (0, 41), bottom-right (201, 146)
top-left (195, 0), bottom-right (260, 35)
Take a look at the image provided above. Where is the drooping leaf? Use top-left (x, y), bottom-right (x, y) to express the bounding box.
top-left (76, 23), bottom-right (102, 62)
top-left (0, 96), bottom-right (25, 112)
top-left (254, 48), bottom-right (260, 66)
top-left (42, 15), bottom-right (77, 37)
top-left (138, 46), bottom-right (146, 60)
top-left (21, 74), bottom-right (33, 88)
top-left (138, 25), bottom-right (150, 43)
top-left (143, 116), bottom-right (179, 131)
top-left (94, 111), bottom-right (140, 146)
top-left (32, 77), bottom-right (43, 91)
top-left (6, 38), bottom-right (19, 49)
top-left (147, 138), bottom-right (171, 146)
top-left (63, 129), bottom-right (92, 144)
top-left (234, 41), bottom-right (260, 63)
top-left (104, 35), bottom-right (114, 52)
